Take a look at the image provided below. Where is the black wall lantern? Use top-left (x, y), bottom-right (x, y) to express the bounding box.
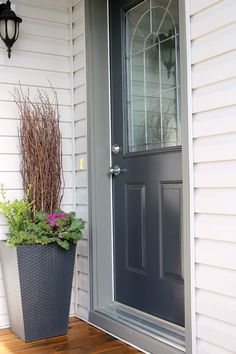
top-left (159, 29), bottom-right (176, 78)
top-left (0, 0), bottom-right (22, 58)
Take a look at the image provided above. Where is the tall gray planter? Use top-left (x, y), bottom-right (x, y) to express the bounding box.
top-left (0, 241), bottom-right (76, 342)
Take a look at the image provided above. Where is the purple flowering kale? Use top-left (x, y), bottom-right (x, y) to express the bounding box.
top-left (47, 213), bottom-right (66, 228)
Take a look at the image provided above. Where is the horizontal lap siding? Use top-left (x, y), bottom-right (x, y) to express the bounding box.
top-left (0, 0), bottom-right (75, 326)
top-left (190, 1), bottom-right (236, 353)
top-left (72, 0), bottom-right (89, 321)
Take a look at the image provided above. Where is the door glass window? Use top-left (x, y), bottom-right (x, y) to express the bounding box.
top-left (126, 0), bottom-right (180, 153)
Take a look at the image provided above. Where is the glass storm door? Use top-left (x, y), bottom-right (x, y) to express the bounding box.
top-left (109, 0), bottom-right (184, 326)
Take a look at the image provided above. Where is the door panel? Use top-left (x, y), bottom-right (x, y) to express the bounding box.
top-left (109, 0), bottom-right (184, 327)
top-left (160, 182), bottom-right (183, 281)
top-left (125, 184), bottom-right (146, 273)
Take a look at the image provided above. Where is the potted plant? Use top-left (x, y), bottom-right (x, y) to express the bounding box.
top-left (0, 86), bottom-right (85, 342)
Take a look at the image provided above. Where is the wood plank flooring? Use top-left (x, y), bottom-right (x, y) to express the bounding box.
top-left (0, 317), bottom-right (142, 353)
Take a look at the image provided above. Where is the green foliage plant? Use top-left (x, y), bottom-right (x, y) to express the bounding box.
top-left (0, 186), bottom-right (85, 250)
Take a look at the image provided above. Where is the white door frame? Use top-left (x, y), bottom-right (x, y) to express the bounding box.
top-left (85, 0), bottom-right (195, 353)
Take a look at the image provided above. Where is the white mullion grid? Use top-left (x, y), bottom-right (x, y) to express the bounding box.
top-left (150, 0), bottom-right (153, 33)
top-left (156, 0), bottom-right (172, 36)
top-left (175, 33), bottom-right (180, 145)
top-left (144, 42), bottom-right (148, 148)
top-left (130, 57), bottom-right (135, 149)
top-left (129, 5), bottom-right (151, 152)
top-left (128, 14), bottom-right (135, 149)
top-left (132, 33), bottom-right (178, 57)
top-left (158, 40), bottom-right (163, 147)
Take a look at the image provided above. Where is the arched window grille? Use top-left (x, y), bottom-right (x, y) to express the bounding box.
top-left (126, 0), bottom-right (181, 153)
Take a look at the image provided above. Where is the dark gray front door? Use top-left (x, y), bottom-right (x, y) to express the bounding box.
top-left (109, 0), bottom-right (184, 327)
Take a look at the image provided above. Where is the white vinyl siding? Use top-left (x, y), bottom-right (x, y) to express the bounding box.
top-left (0, 0), bottom-right (75, 327)
top-left (190, 0), bottom-right (236, 353)
top-left (72, 0), bottom-right (89, 321)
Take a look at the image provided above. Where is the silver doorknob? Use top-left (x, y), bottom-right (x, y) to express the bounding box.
top-left (108, 165), bottom-right (121, 176)
top-left (112, 144), bottom-right (120, 154)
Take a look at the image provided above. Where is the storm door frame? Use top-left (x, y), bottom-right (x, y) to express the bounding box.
top-left (85, 1), bottom-right (195, 353)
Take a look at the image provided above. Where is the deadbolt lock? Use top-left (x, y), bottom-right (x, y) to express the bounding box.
top-left (111, 144), bottom-right (120, 154)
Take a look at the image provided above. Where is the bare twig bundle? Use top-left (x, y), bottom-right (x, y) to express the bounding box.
top-left (13, 85), bottom-right (64, 213)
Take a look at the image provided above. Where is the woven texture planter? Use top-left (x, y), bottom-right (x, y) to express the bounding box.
top-left (0, 241), bottom-right (76, 342)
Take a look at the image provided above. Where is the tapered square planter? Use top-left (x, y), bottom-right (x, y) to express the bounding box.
top-left (0, 241), bottom-right (76, 342)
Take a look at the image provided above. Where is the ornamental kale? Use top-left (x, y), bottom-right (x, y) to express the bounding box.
top-left (47, 213), bottom-right (66, 228)
top-left (0, 186), bottom-right (85, 250)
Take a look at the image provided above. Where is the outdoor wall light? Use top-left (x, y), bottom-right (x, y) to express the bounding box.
top-left (159, 29), bottom-right (176, 78)
top-left (0, 0), bottom-right (22, 58)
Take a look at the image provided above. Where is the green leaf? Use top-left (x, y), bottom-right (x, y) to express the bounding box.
top-left (68, 219), bottom-right (85, 232)
top-left (56, 218), bottom-right (67, 228)
top-left (35, 211), bottom-right (46, 222)
top-left (56, 239), bottom-right (69, 250)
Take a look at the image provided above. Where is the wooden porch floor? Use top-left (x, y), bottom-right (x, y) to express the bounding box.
top-left (0, 317), bottom-right (142, 354)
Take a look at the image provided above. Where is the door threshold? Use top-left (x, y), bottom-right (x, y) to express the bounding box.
top-left (91, 303), bottom-right (185, 352)
top-left (113, 301), bottom-right (185, 338)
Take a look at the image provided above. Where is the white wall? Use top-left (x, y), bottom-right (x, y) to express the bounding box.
top-left (190, 0), bottom-right (236, 353)
top-left (0, 0), bottom-right (75, 327)
top-left (72, 0), bottom-right (89, 320)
